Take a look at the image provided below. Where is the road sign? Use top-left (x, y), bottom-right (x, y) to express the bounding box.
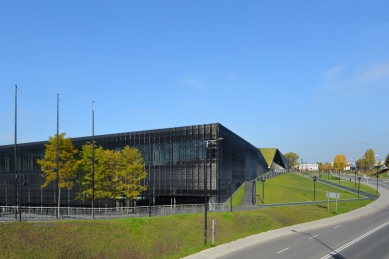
top-left (326, 192), bottom-right (340, 212)
top-left (326, 192), bottom-right (340, 198)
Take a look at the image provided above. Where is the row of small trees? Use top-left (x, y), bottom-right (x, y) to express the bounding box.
top-left (37, 133), bottom-right (148, 209)
top-left (284, 150), bottom-right (389, 172)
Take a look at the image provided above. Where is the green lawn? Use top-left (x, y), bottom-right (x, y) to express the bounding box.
top-left (0, 200), bottom-right (372, 259)
top-left (226, 182), bottom-right (245, 207)
top-left (256, 173), bottom-right (377, 204)
top-left (0, 173), bottom-right (377, 259)
top-left (326, 176), bottom-right (379, 195)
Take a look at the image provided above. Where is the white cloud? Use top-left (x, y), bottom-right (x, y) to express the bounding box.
top-left (357, 63), bottom-right (389, 84)
top-left (322, 64), bottom-right (348, 81)
top-left (321, 62), bottom-right (389, 96)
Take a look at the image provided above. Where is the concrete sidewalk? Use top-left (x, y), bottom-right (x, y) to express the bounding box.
top-left (183, 183), bottom-right (389, 259)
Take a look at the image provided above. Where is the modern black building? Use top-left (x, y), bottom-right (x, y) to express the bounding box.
top-left (0, 123), bottom-right (286, 207)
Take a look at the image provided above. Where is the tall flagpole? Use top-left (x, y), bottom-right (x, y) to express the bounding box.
top-left (14, 85), bottom-right (18, 220)
top-left (91, 100), bottom-right (101, 219)
top-left (56, 94), bottom-right (60, 218)
top-left (14, 85), bottom-right (23, 221)
top-left (92, 101), bottom-right (95, 218)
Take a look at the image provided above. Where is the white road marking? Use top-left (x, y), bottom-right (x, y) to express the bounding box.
top-left (333, 225), bottom-right (341, 229)
top-left (277, 248), bottom-right (289, 253)
top-left (320, 220), bottom-right (389, 259)
top-left (308, 235), bottom-right (318, 239)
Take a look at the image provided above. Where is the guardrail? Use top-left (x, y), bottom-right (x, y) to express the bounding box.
top-left (257, 170), bottom-right (287, 180)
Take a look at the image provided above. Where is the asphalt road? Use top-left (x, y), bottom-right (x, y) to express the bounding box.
top-left (184, 177), bottom-right (389, 259)
top-left (220, 199), bottom-right (389, 259)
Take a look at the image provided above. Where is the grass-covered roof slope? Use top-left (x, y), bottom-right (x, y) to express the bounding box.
top-left (259, 148), bottom-right (277, 167)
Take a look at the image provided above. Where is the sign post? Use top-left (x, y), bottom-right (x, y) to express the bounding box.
top-left (326, 192), bottom-right (340, 212)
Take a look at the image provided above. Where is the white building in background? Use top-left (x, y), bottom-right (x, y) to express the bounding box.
top-left (301, 163), bottom-right (319, 171)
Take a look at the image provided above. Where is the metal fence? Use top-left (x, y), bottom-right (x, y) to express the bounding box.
top-left (0, 203), bottom-right (230, 222)
top-left (257, 170), bottom-right (287, 181)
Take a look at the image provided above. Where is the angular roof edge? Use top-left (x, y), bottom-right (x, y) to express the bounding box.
top-left (259, 148), bottom-right (289, 169)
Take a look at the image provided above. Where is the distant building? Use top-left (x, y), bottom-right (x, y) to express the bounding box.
top-left (301, 163), bottom-right (319, 172)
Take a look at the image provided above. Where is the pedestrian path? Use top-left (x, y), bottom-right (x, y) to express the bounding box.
top-left (317, 177), bottom-right (379, 200)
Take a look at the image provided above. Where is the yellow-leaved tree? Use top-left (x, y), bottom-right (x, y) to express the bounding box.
top-left (333, 154), bottom-right (347, 171)
top-left (37, 133), bottom-right (78, 217)
top-left (77, 144), bottom-right (147, 207)
top-left (117, 146), bottom-right (148, 200)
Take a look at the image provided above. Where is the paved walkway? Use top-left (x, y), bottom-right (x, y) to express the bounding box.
top-left (183, 180), bottom-right (387, 259)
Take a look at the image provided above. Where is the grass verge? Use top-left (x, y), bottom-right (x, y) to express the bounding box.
top-left (0, 200), bottom-right (372, 259)
top-left (0, 173), bottom-right (377, 259)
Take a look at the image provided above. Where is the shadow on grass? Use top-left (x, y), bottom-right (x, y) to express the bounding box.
top-left (303, 193), bottom-right (313, 201)
top-left (256, 195), bottom-right (264, 204)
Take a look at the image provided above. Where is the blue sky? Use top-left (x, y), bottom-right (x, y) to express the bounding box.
top-left (1, 1), bottom-right (388, 164)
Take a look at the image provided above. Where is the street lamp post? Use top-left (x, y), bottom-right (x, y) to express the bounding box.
top-left (358, 177), bottom-right (361, 197)
top-left (338, 170), bottom-right (341, 184)
top-left (92, 101), bottom-right (95, 219)
top-left (14, 85), bottom-right (23, 220)
top-left (301, 159), bottom-right (303, 172)
top-left (91, 100), bottom-right (102, 219)
top-left (148, 181), bottom-right (151, 217)
top-left (363, 157), bottom-right (366, 178)
top-left (56, 94), bottom-right (60, 219)
top-left (375, 155), bottom-right (379, 196)
top-left (228, 182), bottom-right (232, 212)
top-left (260, 178), bottom-right (265, 203)
top-left (15, 173), bottom-right (26, 222)
top-left (204, 138), bottom-right (223, 245)
top-left (354, 172), bottom-right (357, 189)
top-left (22, 180), bottom-right (27, 214)
top-left (376, 169), bottom-right (379, 196)
top-left (313, 176), bottom-right (317, 201)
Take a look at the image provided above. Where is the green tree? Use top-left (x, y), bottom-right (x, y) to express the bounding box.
top-left (333, 154), bottom-right (347, 171)
top-left (116, 146), bottom-right (148, 200)
top-left (76, 143), bottom-right (105, 201)
top-left (77, 144), bottom-right (147, 206)
top-left (37, 133), bottom-right (78, 216)
top-left (385, 153), bottom-right (389, 167)
top-left (284, 152), bottom-right (299, 169)
top-left (99, 149), bottom-right (122, 203)
top-left (356, 158), bottom-right (365, 169)
top-left (364, 148), bottom-right (375, 169)
top-left (321, 162), bottom-right (332, 171)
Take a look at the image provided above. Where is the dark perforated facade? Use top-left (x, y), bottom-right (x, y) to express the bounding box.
top-left (0, 123), bottom-right (268, 206)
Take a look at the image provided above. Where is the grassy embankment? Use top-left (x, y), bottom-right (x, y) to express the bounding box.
top-left (300, 171), bottom-right (379, 195)
top-left (327, 174), bottom-right (379, 194)
top-left (256, 173), bottom-right (377, 204)
top-left (305, 170), bottom-right (380, 195)
top-left (226, 182), bottom-right (245, 207)
top-left (0, 173), bottom-right (377, 259)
